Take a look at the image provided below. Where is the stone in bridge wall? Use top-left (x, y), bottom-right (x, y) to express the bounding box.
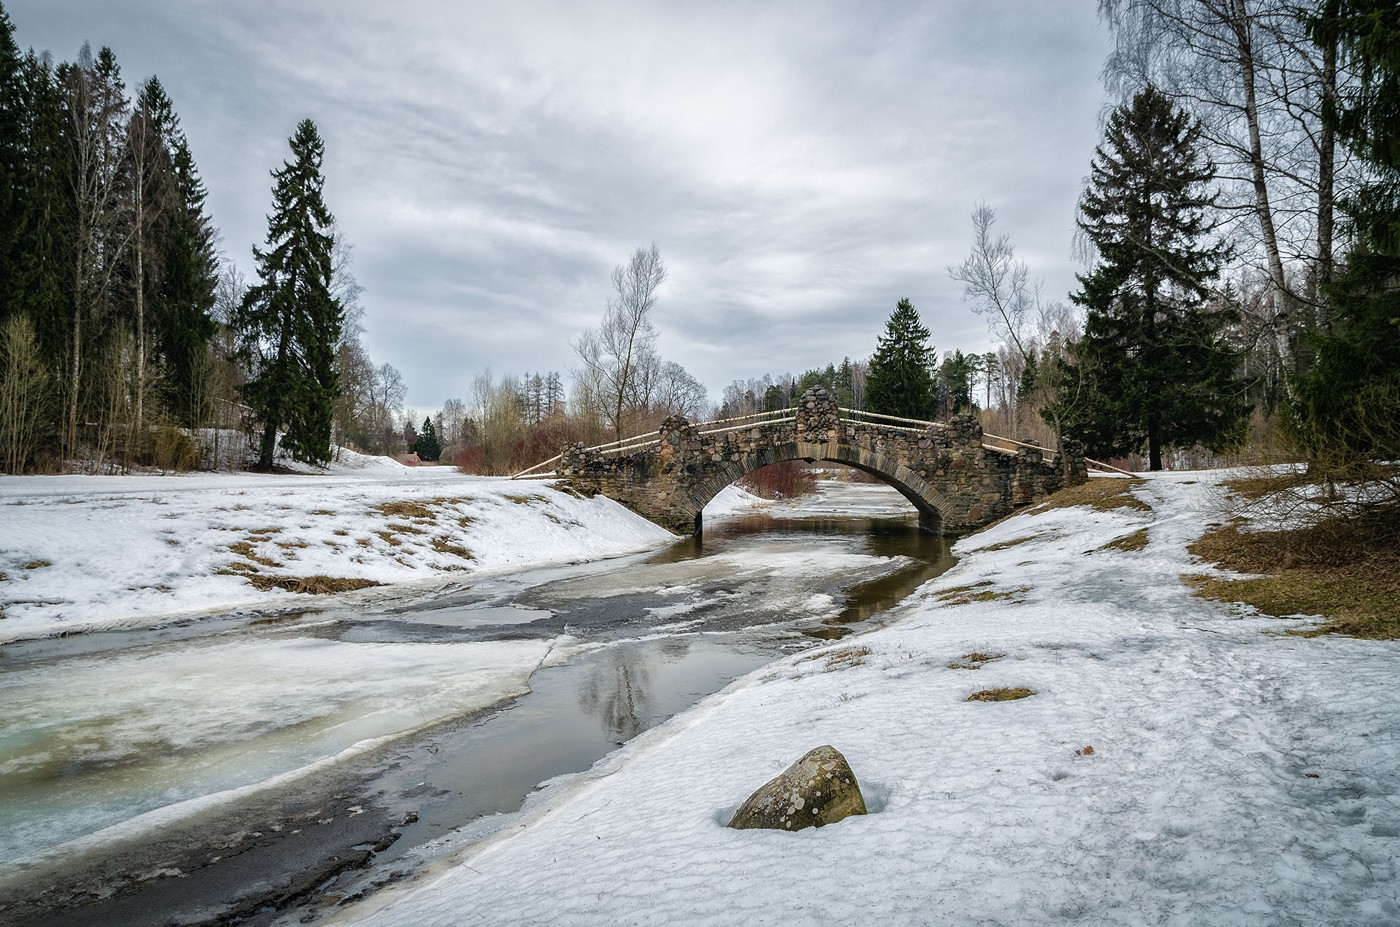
top-left (557, 388), bottom-right (1086, 536)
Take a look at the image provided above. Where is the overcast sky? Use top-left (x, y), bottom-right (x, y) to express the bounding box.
top-left (10, 0), bottom-right (1111, 415)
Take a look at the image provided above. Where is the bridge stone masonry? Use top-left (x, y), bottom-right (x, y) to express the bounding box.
top-left (535, 387), bottom-right (1088, 536)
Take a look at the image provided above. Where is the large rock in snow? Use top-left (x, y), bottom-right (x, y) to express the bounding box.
top-left (727, 744), bottom-right (867, 831)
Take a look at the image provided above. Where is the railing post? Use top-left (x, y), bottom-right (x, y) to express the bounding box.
top-left (794, 387), bottom-right (840, 441)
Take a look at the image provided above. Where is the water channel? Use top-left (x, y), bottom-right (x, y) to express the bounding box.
top-left (0, 482), bottom-right (956, 927)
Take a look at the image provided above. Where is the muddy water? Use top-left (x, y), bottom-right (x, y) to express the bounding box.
top-left (0, 483), bottom-right (956, 926)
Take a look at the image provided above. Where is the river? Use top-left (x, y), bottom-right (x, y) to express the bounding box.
top-left (0, 481), bottom-right (955, 927)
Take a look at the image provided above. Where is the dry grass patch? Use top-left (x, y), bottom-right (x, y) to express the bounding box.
top-left (1188, 513), bottom-right (1400, 639)
top-left (373, 501), bottom-right (435, 520)
top-left (375, 530), bottom-right (403, 548)
top-left (243, 574), bottom-right (382, 595)
top-left (980, 536), bottom-right (1035, 552)
top-left (1032, 479), bottom-right (1150, 514)
top-left (503, 494), bottom-right (537, 505)
top-left (798, 645), bottom-right (872, 671)
top-left (934, 581), bottom-right (1028, 607)
top-left (1097, 528), bottom-right (1149, 553)
top-left (431, 537), bottom-right (474, 560)
top-left (311, 509), bottom-right (336, 516)
top-left (227, 541), bottom-right (281, 568)
top-left (276, 540), bottom-right (309, 550)
top-left (21, 560), bottom-right (50, 570)
top-left (967, 687), bottom-right (1034, 703)
top-left (948, 651), bottom-right (1004, 670)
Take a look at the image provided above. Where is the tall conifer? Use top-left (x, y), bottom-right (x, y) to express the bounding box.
top-left (235, 119), bottom-right (342, 468)
top-left (1054, 86), bottom-right (1247, 470)
top-left (865, 298), bottom-right (937, 420)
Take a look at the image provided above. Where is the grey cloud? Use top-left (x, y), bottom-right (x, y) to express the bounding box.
top-left (9, 0), bottom-right (1109, 413)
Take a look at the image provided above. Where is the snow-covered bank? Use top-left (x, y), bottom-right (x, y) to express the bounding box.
top-left (338, 471), bottom-right (1400, 927)
top-left (0, 459), bottom-right (674, 643)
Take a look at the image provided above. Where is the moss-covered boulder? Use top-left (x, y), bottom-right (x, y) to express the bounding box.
top-left (727, 744), bottom-right (867, 832)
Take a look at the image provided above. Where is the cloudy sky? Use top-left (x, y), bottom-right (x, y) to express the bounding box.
top-left (9, 0), bottom-right (1111, 415)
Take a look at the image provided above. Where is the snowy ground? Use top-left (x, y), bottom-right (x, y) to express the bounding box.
top-left (334, 471), bottom-right (1400, 927)
top-left (1, 459), bottom-right (779, 874)
top-left (0, 453), bottom-right (675, 643)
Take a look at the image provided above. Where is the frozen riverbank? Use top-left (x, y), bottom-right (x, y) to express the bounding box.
top-left (336, 471), bottom-right (1400, 927)
top-left (0, 456), bottom-right (675, 643)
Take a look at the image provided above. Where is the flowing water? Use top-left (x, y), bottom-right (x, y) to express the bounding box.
top-left (0, 481), bottom-right (956, 926)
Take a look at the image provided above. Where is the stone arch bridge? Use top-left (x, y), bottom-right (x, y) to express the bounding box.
top-left (515, 388), bottom-right (1087, 536)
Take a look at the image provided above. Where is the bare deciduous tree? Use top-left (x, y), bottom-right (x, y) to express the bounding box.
top-left (947, 204), bottom-right (1035, 360)
top-left (572, 243), bottom-right (667, 441)
top-left (0, 315), bottom-right (51, 473)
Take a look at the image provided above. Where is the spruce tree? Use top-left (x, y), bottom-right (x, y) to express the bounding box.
top-left (1053, 86), bottom-right (1248, 470)
top-left (0, 2), bottom-right (22, 310)
top-left (234, 119), bottom-right (342, 469)
top-left (865, 298), bottom-right (937, 420)
top-left (412, 415), bottom-right (441, 462)
top-left (1294, 2), bottom-right (1400, 474)
top-left (142, 77), bottom-right (217, 425)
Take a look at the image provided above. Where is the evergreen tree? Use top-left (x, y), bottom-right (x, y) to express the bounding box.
top-left (143, 76), bottom-right (217, 426)
top-left (1294, 2), bottom-right (1400, 474)
top-left (936, 349), bottom-right (977, 419)
top-left (9, 50), bottom-right (70, 369)
top-left (412, 415), bottom-right (441, 462)
top-left (1053, 86), bottom-right (1248, 470)
top-left (0, 2), bottom-right (23, 308)
top-left (234, 119), bottom-right (342, 468)
top-left (865, 298), bottom-right (937, 420)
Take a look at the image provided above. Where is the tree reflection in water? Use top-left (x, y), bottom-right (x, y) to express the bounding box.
top-left (579, 639), bottom-right (690, 742)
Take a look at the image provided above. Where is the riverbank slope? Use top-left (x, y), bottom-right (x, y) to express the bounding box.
top-left (337, 470), bottom-right (1400, 927)
top-left (0, 455), bottom-right (678, 643)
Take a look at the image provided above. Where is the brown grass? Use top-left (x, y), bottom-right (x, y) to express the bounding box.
top-left (227, 541), bottom-right (281, 568)
top-left (948, 651), bottom-right (1004, 670)
top-left (1097, 528), bottom-right (1149, 553)
top-left (1031, 479), bottom-right (1151, 514)
top-left (21, 560), bottom-right (50, 570)
top-left (980, 536), bottom-right (1035, 552)
top-left (1188, 511), bottom-right (1400, 639)
top-left (243, 574), bottom-right (382, 595)
top-left (934, 581), bottom-right (1027, 607)
top-left (431, 537), bottom-right (474, 560)
top-left (967, 687), bottom-right (1034, 703)
top-left (798, 645), bottom-right (872, 671)
top-left (373, 501), bottom-right (435, 519)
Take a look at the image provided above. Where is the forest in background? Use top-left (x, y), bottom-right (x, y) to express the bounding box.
top-left (0, 1), bottom-right (1395, 510)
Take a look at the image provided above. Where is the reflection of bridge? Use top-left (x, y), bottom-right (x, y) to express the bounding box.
top-left (514, 388), bottom-right (1088, 536)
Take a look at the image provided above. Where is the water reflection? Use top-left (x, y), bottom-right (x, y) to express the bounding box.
top-left (647, 512), bottom-right (957, 637)
top-left (580, 645), bottom-right (653, 741)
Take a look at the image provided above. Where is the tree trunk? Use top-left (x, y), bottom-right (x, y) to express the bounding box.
top-left (1229, 0), bottom-right (1292, 362)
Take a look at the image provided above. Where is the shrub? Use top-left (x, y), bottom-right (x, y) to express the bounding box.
top-left (153, 426), bottom-right (201, 471)
top-left (738, 460), bottom-right (818, 499)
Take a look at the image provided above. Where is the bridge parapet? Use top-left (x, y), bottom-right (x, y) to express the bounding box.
top-left (555, 387), bottom-right (1086, 536)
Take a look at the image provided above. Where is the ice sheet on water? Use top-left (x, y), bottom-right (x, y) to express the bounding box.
top-left (0, 633), bottom-right (554, 866)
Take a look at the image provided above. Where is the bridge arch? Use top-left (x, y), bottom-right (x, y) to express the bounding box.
top-left (680, 442), bottom-right (951, 536)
